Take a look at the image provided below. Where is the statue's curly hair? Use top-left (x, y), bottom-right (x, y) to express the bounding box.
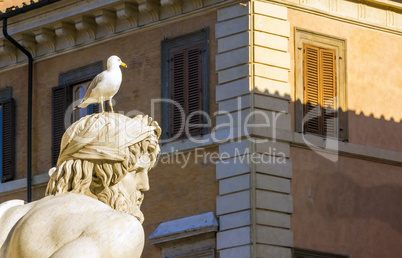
top-left (45, 133), bottom-right (159, 221)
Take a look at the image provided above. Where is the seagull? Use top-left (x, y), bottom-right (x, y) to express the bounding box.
top-left (74, 55), bottom-right (127, 113)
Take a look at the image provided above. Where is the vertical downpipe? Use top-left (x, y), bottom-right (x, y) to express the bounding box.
top-left (3, 18), bottom-right (33, 202)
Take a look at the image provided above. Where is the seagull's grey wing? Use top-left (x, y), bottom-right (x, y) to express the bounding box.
top-left (82, 72), bottom-right (105, 101)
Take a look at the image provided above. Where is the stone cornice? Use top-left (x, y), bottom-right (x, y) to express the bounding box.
top-left (1, 0), bottom-right (402, 69)
top-left (0, 0), bottom-right (233, 73)
top-left (115, 2), bottom-right (139, 27)
top-left (266, 0), bottom-right (402, 35)
top-left (0, 0), bottom-right (226, 68)
top-left (364, 0), bottom-right (402, 10)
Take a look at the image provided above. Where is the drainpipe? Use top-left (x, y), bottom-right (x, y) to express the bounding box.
top-left (3, 18), bottom-right (33, 203)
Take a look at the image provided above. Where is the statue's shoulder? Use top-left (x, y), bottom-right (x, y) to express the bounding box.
top-left (25, 193), bottom-right (120, 226)
top-left (37, 193), bottom-right (144, 257)
top-left (32, 193), bottom-right (143, 235)
top-left (0, 199), bottom-right (26, 224)
top-left (0, 200), bottom-right (28, 247)
top-left (0, 199), bottom-right (25, 212)
top-left (1, 194), bottom-right (143, 258)
top-left (32, 193), bottom-right (111, 212)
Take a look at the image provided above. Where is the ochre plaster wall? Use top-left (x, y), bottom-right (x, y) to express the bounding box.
top-left (291, 147), bottom-right (402, 257)
top-left (288, 9), bottom-right (402, 152)
top-left (288, 8), bottom-right (402, 257)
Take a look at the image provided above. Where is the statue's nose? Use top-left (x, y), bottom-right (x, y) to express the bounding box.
top-left (136, 172), bottom-right (150, 191)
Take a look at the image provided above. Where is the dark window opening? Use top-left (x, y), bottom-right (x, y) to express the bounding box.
top-left (161, 28), bottom-right (209, 141)
top-left (0, 87), bottom-right (15, 183)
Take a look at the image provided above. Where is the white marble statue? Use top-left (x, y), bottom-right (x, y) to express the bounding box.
top-left (0, 113), bottom-right (161, 258)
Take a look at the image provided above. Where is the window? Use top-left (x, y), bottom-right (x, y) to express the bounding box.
top-left (52, 61), bottom-right (102, 166)
top-left (293, 247), bottom-right (349, 258)
top-left (295, 29), bottom-right (348, 140)
top-left (161, 28), bottom-right (209, 141)
top-left (0, 87), bottom-right (15, 183)
top-left (303, 44), bottom-right (337, 137)
top-left (72, 81), bottom-right (93, 121)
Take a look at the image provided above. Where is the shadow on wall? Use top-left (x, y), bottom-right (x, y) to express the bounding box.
top-left (257, 88), bottom-right (401, 152)
top-left (253, 88), bottom-right (402, 234)
top-left (324, 170), bottom-right (402, 234)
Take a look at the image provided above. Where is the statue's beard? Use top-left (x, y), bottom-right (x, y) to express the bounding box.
top-left (128, 190), bottom-right (145, 224)
top-left (96, 183), bottom-right (145, 224)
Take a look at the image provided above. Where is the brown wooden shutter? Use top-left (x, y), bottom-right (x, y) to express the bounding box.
top-left (171, 45), bottom-right (203, 138)
top-left (304, 44), bottom-right (321, 135)
top-left (171, 49), bottom-right (186, 137)
top-left (303, 44), bottom-right (337, 137)
top-left (52, 85), bottom-right (70, 166)
top-left (187, 45), bottom-right (203, 136)
top-left (321, 48), bottom-right (337, 137)
top-left (1, 98), bottom-right (15, 182)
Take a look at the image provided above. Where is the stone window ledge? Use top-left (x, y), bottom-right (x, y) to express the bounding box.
top-left (0, 172), bottom-right (49, 196)
top-left (149, 212), bottom-right (218, 257)
top-left (149, 211), bottom-right (218, 245)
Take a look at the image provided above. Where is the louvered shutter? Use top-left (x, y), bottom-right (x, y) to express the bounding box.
top-left (187, 45), bottom-right (203, 136)
top-left (171, 49), bottom-right (186, 137)
top-left (1, 98), bottom-right (15, 182)
top-left (320, 48), bottom-right (337, 137)
top-left (52, 85), bottom-right (70, 166)
top-left (303, 44), bottom-right (337, 137)
top-left (171, 45), bottom-right (203, 138)
top-left (304, 45), bottom-right (321, 135)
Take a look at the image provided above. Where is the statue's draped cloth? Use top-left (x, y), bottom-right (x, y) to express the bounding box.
top-left (57, 113), bottom-right (161, 165)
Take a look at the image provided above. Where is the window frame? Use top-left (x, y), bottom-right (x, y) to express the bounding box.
top-left (59, 60), bottom-right (103, 119)
top-left (295, 28), bottom-right (348, 141)
top-left (161, 28), bottom-right (209, 141)
top-left (293, 247), bottom-right (349, 258)
top-left (52, 61), bottom-right (103, 166)
top-left (72, 81), bottom-right (94, 121)
top-left (0, 86), bottom-right (15, 183)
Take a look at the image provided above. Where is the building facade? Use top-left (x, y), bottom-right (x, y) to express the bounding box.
top-left (0, 0), bottom-right (401, 257)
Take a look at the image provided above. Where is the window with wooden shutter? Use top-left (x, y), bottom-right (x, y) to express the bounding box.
top-left (171, 45), bottom-right (203, 138)
top-left (1, 98), bottom-right (15, 183)
top-left (295, 30), bottom-right (347, 141)
top-left (52, 85), bottom-right (71, 167)
top-left (52, 61), bottom-right (103, 166)
top-left (303, 44), bottom-right (337, 138)
top-left (52, 83), bottom-right (100, 166)
top-left (161, 28), bottom-right (209, 142)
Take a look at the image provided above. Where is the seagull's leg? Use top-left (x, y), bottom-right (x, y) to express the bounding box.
top-left (101, 96), bottom-right (105, 113)
top-left (109, 98), bottom-right (114, 113)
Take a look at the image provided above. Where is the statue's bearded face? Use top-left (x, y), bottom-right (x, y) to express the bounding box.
top-left (118, 153), bottom-right (152, 223)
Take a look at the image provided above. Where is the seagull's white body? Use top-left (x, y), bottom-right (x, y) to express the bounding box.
top-left (82, 66), bottom-right (122, 105)
top-left (75, 55), bottom-right (127, 112)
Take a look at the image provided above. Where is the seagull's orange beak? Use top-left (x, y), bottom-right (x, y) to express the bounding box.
top-left (121, 62), bottom-right (127, 68)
